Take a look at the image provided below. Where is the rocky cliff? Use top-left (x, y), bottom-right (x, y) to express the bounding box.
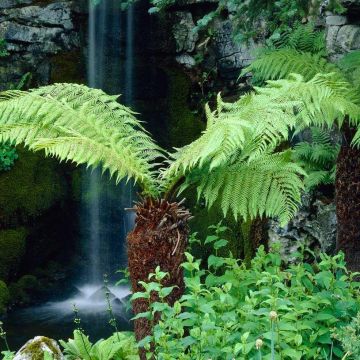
top-left (0, 0), bottom-right (84, 89)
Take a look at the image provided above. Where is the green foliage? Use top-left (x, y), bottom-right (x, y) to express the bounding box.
top-left (0, 83), bottom-right (307, 226)
top-left (242, 49), bottom-right (341, 82)
top-left (334, 312), bottom-right (360, 359)
top-left (0, 84), bottom-right (163, 196)
top-left (0, 143), bottom-right (18, 171)
top-left (60, 330), bottom-right (139, 360)
top-left (0, 281), bottom-right (9, 315)
top-left (0, 352), bottom-right (14, 360)
top-left (0, 228), bottom-right (27, 281)
top-left (132, 230), bottom-right (360, 359)
top-left (0, 40), bottom-right (9, 57)
top-left (338, 50), bottom-right (360, 89)
top-left (293, 127), bottom-right (340, 190)
top-left (164, 90), bottom-right (306, 225)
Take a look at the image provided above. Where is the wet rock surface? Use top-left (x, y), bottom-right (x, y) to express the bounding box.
top-left (0, 0), bottom-right (82, 89)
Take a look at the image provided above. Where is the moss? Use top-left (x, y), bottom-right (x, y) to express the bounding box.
top-left (0, 147), bottom-right (66, 224)
top-left (50, 51), bottom-right (86, 85)
top-left (20, 336), bottom-right (62, 360)
top-left (165, 68), bottom-right (205, 148)
top-left (0, 281), bottom-right (9, 315)
top-left (9, 275), bottom-right (41, 306)
top-left (0, 228), bottom-right (27, 281)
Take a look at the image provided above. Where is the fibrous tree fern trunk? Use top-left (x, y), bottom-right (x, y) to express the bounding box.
top-left (241, 218), bottom-right (269, 267)
top-left (127, 198), bottom-right (190, 355)
top-left (336, 126), bottom-right (360, 271)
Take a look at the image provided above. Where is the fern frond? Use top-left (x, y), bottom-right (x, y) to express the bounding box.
top-left (164, 92), bottom-right (297, 182)
top-left (257, 74), bottom-right (360, 128)
top-left (338, 50), bottom-right (360, 88)
top-left (0, 84), bottom-right (163, 196)
top-left (293, 127), bottom-right (339, 190)
top-left (242, 48), bottom-right (341, 82)
top-left (192, 150), bottom-right (305, 226)
top-left (272, 23), bottom-right (326, 55)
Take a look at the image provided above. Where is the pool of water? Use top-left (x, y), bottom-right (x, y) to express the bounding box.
top-left (1, 284), bottom-right (133, 351)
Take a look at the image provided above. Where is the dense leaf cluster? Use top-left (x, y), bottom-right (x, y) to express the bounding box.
top-left (133, 229), bottom-right (360, 359)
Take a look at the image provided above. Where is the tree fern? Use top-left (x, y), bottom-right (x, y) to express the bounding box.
top-left (0, 84), bottom-right (163, 196)
top-left (0, 83), bottom-right (309, 226)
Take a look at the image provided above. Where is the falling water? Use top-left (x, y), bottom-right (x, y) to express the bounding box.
top-left (85, 0), bottom-right (136, 285)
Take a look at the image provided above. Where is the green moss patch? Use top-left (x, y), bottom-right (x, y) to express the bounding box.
top-left (0, 228), bottom-right (27, 281)
top-left (165, 68), bottom-right (204, 148)
top-left (0, 147), bottom-right (66, 224)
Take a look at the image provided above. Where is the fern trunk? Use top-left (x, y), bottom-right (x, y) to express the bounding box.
top-left (241, 218), bottom-right (269, 266)
top-left (127, 198), bottom-right (190, 356)
top-left (336, 126), bottom-right (360, 271)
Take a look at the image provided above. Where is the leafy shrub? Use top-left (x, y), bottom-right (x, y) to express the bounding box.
top-left (132, 230), bottom-right (360, 359)
top-left (0, 144), bottom-right (18, 172)
top-left (60, 330), bottom-right (139, 360)
top-left (334, 312), bottom-right (360, 359)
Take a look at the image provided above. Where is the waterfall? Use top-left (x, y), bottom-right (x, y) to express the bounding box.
top-left (84, 0), bottom-right (135, 286)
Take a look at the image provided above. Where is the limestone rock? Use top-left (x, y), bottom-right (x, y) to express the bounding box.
top-left (326, 15), bottom-right (348, 26)
top-left (213, 20), bottom-right (259, 79)
top-left (1, 3), bottom-right (74, 30)
top-left (175, 53), bottom-right (196, 68)
top-left (0, 0), bottom-right (33, 9)
top-left (172, 12), bottom-right (198, 53)
top-left (269, 194), bottom-right (337, 259)
top-left (14, 337), bottom-right (64, 360)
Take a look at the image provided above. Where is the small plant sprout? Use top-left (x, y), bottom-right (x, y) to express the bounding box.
top-left (0, 321), bottom-right (10, 353)
top-left (103, 273), bottom-right (121, 342)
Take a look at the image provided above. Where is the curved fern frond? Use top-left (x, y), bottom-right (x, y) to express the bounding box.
top-left (257, 74), bottom-right (360, 129)
top-left (190, 150), bottom-right (305, 226)
top-left (0, 84), bottom-right (163, 196)
top-left (164, 92), bottom-right (298, 182)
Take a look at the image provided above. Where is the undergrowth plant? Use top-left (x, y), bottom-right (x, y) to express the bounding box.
top-left (132, 228), bottom-right (360, 360)
top-left (60, 331), bottom-right (139, 360)
top-left (333, 312), bottom-right (360, 359)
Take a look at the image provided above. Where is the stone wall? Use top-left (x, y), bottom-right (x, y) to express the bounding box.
top-left (0, 0), bottom-right (84, 89)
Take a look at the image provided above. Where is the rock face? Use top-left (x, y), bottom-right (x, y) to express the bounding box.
top-left (0, 0), bottom-right (82, 89)
top-left (326, 4), bottom-right (360, 61)
top-left (14, 337), bottom-right (64, 360)
top-left (213, 20), bottom-right (258, 79)
top-left (269, 195), bottom-right (337, 259)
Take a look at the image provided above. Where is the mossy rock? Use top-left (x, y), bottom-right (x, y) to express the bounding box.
top-left (0, 147), bottom-right (66, 224)
top-left (165, 67), bottom-right (204, 148)
top-left (0, 280), bottom-right (9, 315)
top-left (14, 336), bottom-right (64, 360)
top-left (0, 228), bottom-right (27, 281)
